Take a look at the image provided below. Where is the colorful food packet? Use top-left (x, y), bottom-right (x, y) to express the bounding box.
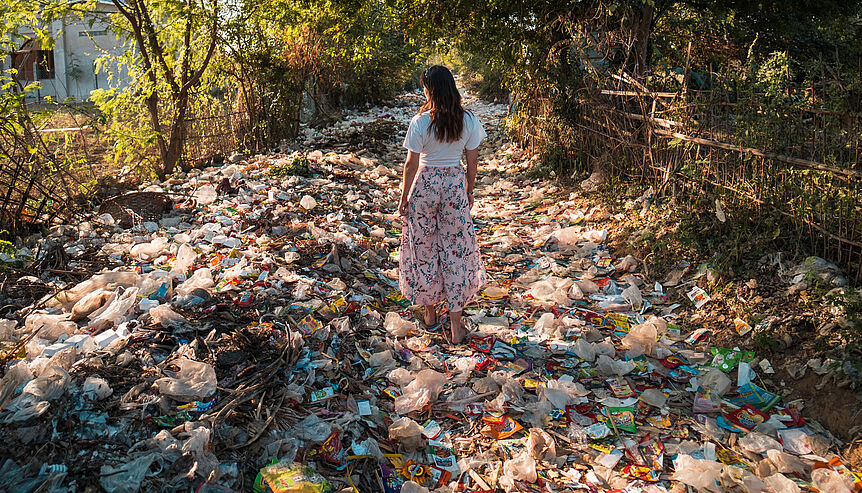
top-left (622, 464), bottom-right (660, 482)
top-left (609, 378), bottom-right (636, 399)
top-left (319, 431), bottom-right (345, 464)
top-left (725, 404), bottom-right (770, 430)
top-left (253, 461), bottom-right (334, 493)
top-left (480, 414), bottom-right (524, 439)
top-left (727, 382), bottom-right (781, 411)
top-left (686, 286), bottom-right (711, 308)
top-left (734, 317), bottom-right (752, 336)
top-left (710, 347), bottom-right (755, 372)
top-left (606, 406), bottom-right (637, 433)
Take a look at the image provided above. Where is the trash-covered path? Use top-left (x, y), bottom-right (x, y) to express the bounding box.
top-left (0, 88), bottom-right (860, 493)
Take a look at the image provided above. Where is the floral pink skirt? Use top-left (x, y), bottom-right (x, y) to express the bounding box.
top-left (399, 166), bottom-right (487, 312)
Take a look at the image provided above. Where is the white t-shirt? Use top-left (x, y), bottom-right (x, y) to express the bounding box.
top-left (403, 110), bottom-right (486, 166)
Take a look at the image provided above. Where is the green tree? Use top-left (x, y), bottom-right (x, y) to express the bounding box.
top-left (107, 0), bottom-right (219, 178)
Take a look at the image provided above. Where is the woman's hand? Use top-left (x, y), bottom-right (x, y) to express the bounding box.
top-left (399, 196), bottom-right (409, 216)
top-left (467, 191), bottom-right (474, 209)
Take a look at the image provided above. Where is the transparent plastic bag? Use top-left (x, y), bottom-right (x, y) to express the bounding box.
top-left (154, 358), bottom-right (217, 402)
top-left (292, 414), bottom-right (333, 443)
top-left (71, 288), bottom-right (115, 321)
top-left (50, 271), bottom-right (141, 311)
top-left (130, 236), bottom-right (170, 260)
top-left (503, 452), bottom-right (537, 482)
top-left (89, 287), bottom-right (138, 331)
top-left (621, 284), bottom-right (643, 311)
top-left (175, 268), bottom-right (214, 296)
top-left (383, 311), bottom-right (414, 337)
top-left (389, 417), bottom-right (424, 452)
top-left (100, 453), bottom-right (159, 493)
top-left (700, 368), bottom-right (732, 396)
top-left (595, 355), bottom-right (635, 376)
top-left (150, 304), bottom-right (188, 330)
top-left (526, 428), bottom-right (556, 462)
top-left (24, 313), bottom-right (78, 342)
top-left (622, 316), bottom-right (666, 357)
top-left (573, 338), bottom-right (597, 362)
top-left (82, 375), bottom-right (113, 400)
top-left (763, 473), bottom-right (801, 493)
top-left (0, 363), bottom-right (33, 408)
top-left (811, 468), bottom-right (853, 493)
top-left (394, 369), bottom-right (447, 414)
top-left (173, 243), bottom-right (197, 277)
top-left (739, 431), bottom-right (782, 454)
top-left (671, 455), bottom-right (723, 492)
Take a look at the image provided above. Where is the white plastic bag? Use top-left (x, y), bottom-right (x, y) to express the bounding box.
top-left (154, 358), bottom-right (217, 402)
top-left (89, 287), bottom-right (138, 331)
top-left (194, 185), bottom-right (218, 205)
top-left (82, 375), bottom-right (113, 400)
top-left (175, 268), bottom-right (214, 296)
top-left (130, 236), bottom-right (169, 260)
top-left (300, 195), bottom-right (317, 210)
top-left (172, 243), bottom-right (197, 277)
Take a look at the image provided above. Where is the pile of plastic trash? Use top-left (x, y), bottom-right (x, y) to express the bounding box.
top-left (0, 88), bottom-right (859, 493)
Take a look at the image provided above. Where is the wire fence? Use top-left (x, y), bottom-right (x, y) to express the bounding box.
top-left (517, 67), bottom-right (862, 283)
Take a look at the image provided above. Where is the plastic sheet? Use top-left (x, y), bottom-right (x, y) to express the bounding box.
top-left (100, 453), bottom-right (158, 493)
top-left (154, 358), bottom-right (217, 402)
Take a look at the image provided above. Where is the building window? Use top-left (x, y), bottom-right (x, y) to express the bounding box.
top-left (11, 38), bottom-right (55, 81)
top-left (79, 30), bottom-right (108, 37)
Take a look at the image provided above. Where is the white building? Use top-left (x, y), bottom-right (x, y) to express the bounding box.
top-left (3, 1), bottom-right (129, 102)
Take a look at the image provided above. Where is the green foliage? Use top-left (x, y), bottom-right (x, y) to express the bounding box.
top-left (0, 240), bottom-right (15, 257)
top-left (268, 155), bottom-right (310, 177)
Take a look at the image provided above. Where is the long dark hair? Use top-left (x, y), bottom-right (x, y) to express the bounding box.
top-left (419, 65), bottom-right (465, 142)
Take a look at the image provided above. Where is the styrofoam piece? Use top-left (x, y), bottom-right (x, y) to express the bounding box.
top-left (93, 330), bottom-right (119, 348)
top-left (41, 342), bottom-right (73, 357)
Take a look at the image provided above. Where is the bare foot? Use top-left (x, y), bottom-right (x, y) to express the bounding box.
top-left (450, 321), bottom-right (467, 344)
top-left (423, 305), bottom-right (438, 327)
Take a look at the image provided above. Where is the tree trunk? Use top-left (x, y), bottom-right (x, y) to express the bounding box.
top-left (144, 92), bottom-right (172, 179)
top-left (162, 92), bottom-right (188, 177)
top-left (629, 4), bottom-right (655, 77)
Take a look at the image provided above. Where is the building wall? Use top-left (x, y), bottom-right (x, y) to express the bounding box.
top-left (2, 4), bottom-right (129, 102)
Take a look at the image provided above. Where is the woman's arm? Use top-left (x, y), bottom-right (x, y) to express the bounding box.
top-left (399, 150), bottom-right (421, 216)
top-left (465, 148), bottom-right (479, 208)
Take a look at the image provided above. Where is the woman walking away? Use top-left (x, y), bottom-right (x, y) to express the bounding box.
top-left (398, 65), bottom-right (488, 344)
